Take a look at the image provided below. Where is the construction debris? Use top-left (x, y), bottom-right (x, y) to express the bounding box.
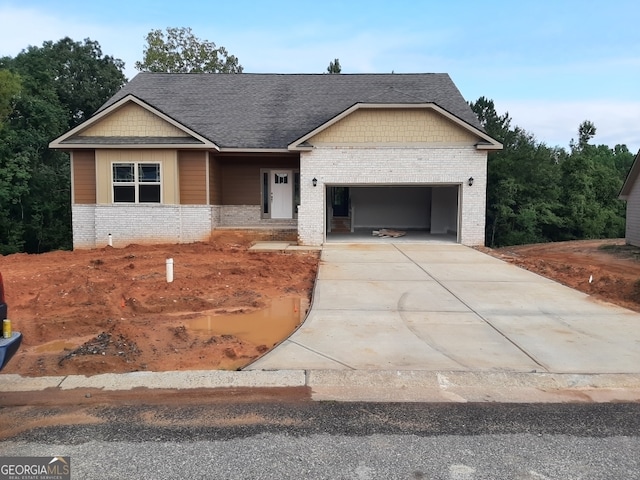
top-left (372, 229), bottom-right (406, 238)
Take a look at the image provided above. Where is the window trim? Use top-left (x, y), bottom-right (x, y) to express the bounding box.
top-left (112, 161), bottom-right (162, 204)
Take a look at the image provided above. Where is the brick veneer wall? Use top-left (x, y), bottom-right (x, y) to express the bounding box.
top-left (71, 204), bottom-right (296, 249)
top-left (297, 146), bottom-right (487, 246)
top-left (219, 205), bottom-right (262, 225)
top-left (72, 204), bottom-right (215, 249)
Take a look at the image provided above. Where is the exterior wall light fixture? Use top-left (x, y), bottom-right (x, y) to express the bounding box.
top-left (312, 177), bottom-right (318, 187)
top-left (468, 177), bottom-right (474, 186)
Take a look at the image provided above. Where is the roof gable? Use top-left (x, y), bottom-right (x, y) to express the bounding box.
top-left (619, 150), bottom-right (640, 199)
top-left (290, 103), bottom-right (501, 149)
top-left (49, 95), bottom-right (218, 149)
top-left (80, 102), bottom-right (189, 137)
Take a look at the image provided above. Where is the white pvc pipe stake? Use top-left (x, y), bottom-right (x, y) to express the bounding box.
top-left (107, 233), bottom-right (113, 247)
top-left (166, 258), bottom-right (174, 283)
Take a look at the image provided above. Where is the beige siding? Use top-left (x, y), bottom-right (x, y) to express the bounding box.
top-left (95, 149), bottom-right (179, 204)
top-left (309, 108), bottom-right (479, 145)
top-left (80, 103), bottom-right (189, 137)
top-left (72, 150), bottom-right (96, 204)
top-left (179, 151), bottom-right (207, 204)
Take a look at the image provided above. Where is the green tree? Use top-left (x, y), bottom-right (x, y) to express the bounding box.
top-left (470, 103), bottom-right (632, 248)
top-left (0, 37), bottom-right (126, 253)
top-left (0, 69), bottom-right (21, 126)
top-left (326, 58), bottom-right (341, 74)
top-left (136, 27), bottom-right (243, 73)
top-left (557, 122), bottom-right (631, 240)
top-left (470, 97), bottom-right (564, 247)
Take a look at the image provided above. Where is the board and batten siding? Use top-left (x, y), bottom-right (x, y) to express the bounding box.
top-left (95, 149), bottom-right (179, 204)
top-left (178, 151), bottom-right (207, 204)
top-left (72, 150), bottom-right (96, 204)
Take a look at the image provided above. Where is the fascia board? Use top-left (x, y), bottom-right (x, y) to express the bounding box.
top-left (49, 94), bottom-right (220, 150)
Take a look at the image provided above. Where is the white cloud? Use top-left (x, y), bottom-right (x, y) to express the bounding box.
top-left (495, 99), bottom-right (640, 152)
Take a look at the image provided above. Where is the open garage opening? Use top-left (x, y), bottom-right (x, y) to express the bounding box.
top-left (325, 185), bottom-right (460, 243)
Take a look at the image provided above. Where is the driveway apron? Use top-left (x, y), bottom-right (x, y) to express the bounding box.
top-left (246, 244), bottom-right (640, 373)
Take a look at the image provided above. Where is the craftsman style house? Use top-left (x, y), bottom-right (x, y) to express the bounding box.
top-left (50, 73), bottom-right (502, 249)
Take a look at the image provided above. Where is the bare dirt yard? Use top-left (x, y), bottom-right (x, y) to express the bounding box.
top-left (0, 232), bottom-right (319, 377)
top-left (485, 238), bottom-right (640, 313)
top-left (2, 236), bottom-right (640, 378)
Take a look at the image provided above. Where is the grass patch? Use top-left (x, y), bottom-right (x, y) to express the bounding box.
top-left (599, 243), bottom-right (640, 261)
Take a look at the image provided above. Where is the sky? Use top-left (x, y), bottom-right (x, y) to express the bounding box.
top-left (1, 0), bottom-right (639, 152)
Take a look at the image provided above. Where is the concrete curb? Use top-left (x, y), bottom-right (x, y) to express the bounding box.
top-left (306, 370), bottom-right (640, 403)
top-left (0, 370), bottom-right (306, 393)
top-left (2, 370), bottom-right (640, 403)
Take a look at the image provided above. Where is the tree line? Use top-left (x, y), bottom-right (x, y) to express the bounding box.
top-left (0, 28), bottom-right (635, 253)
top-left (470, 97), bottom-right (634, 247)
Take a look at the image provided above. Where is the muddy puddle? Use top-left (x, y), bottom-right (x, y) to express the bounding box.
top-left (185, 297), bottom-right (306, 346)
top-left (35, 340), bottom-right (78, 353)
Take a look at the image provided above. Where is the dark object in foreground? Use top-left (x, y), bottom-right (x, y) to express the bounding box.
top-left (0, 332), bottom-right (22, 370)
top-left (0, 270), bottom-right (21, 370)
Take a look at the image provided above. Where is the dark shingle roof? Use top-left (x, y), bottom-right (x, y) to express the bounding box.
top-left (99, 73), bottom-right (483, 149)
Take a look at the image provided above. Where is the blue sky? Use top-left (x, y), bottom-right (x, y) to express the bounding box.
top-left (1, 0), bottom-right (639, 152)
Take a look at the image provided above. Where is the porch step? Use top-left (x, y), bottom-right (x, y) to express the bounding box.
top-left (331, 216), bottom-right (351, 233)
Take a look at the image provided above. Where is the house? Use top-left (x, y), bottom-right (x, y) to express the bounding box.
top-left (619, 149), bottom-right (640, 246)
top-left (49, 73), bottom-right (503, 249)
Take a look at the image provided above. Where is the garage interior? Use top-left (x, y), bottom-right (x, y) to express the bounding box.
top-left (325, 185), bottom-right (460, 243)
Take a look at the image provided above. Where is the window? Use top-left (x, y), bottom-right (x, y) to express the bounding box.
top-left (113, 162), bottom-right (161, 203)
top-left (275, 173), bottom-right (288, 184)
top-left (262, 171), bottom-right (269, 214)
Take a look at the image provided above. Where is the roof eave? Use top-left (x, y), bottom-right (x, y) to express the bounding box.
top-left (49, 94), bottom-right (220, 150)
top-left (475, 141), bottom-right (504, 151)
top-left (619, 150), bottom-right (640, 199)
top-left (218, 147), bottom-right (293, 154)
top-left (54, 143), bottom-right (218, 151)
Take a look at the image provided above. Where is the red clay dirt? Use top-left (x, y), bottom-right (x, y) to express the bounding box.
top-left (2, 236), bottom-right (639, 378)
top-left (0, 231), bottom-right (319, 377)
top-left (483, 238), bottom-right (640, 313)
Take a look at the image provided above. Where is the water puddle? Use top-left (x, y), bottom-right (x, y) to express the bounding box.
top-left (186, 297), bottom-right (305, 346)
top-left (35, 340), bottom-right (78, 353)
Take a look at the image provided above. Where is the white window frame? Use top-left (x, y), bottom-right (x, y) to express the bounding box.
top-left (112, 162), bottom-right (162, 203)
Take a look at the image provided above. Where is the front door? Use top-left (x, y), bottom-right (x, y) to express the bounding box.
top-left (271, 170), bottom-right (293, 219)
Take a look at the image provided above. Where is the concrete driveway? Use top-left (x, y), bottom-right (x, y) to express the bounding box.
top-left (247, 243), bottom-right (640, 374)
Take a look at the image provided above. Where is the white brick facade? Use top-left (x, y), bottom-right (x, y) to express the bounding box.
top-left (219, 205), bottom-right (262, 225)
top-left (297, 146), bottom-right (487, 246)
top-left (72, 204), bottom-right (215, 249)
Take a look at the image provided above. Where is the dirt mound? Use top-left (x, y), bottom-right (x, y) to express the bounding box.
top-left (0, 234), bottom-right (319, 376)
top-left (486, 238), bottom-right (640, 312)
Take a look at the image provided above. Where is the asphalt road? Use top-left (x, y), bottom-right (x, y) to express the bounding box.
top-left (1, 390), bottom-right (639, 479)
